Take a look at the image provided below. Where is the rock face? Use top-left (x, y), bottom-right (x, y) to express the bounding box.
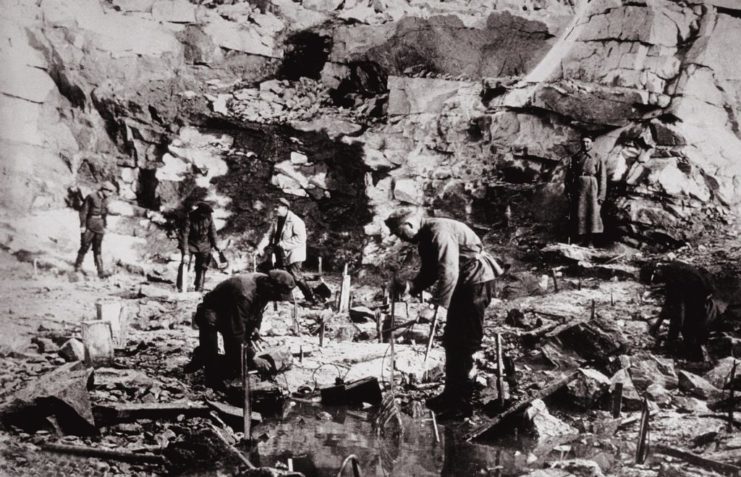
top-left (1, 0), bottom-right (740, 268)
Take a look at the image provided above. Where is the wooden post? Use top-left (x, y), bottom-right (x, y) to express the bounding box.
top-left (292, 296), bottom-right (299, 336)
top-left (319, 319), bottom-right (325, 347)
top-left (550, 269), bottom-right (559, 293)
top-left (338, 267), bottom-right (351, 313)
top-left (635, 396), bottom-right (650, 464)
top-left (299, 345), bottom-right (303, 363)
top-left (318, 257), bottom-right (322, 276)
top-left (496, 333), bottom-right (505, 407)
top-left (241, 344), bottom-right (251, 439)
top-left (287, 458), bottom-right (293, 472)
top-left (252, 253), bottom-right (257, 273)
top-left (375, 310), bottom-right (383, 344)
top-left (611, 382), bottom-right (623, 418)
top-left (343, 263), bottom-right (348, 276)
top-left (389, 332), bottom-right (396, 389)
top-left (405, 301), bottom-right (409, 319)
top-left (591, 300), bottom-right (596, 320)
top-left (610, 291), bottom-right (614, 306)
top-left (577, 278), bottom-right (582, 290)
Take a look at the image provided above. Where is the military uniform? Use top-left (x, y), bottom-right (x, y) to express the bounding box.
top-left (565, 149), bottom-right (607, 238)
top-left (188, 271), bottom-right (295, 384)
top-left (179, 205), bottom-right (218, 292)
top-left (74, 190), bottom-right (111, 277)
top-left (409, 218), bottom-right (501, 415)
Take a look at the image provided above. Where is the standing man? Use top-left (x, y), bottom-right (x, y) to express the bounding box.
top-left (565, 135), bottom-right (607, 247)
top-left (257, 198), bottom-right (315, 304)
top-left (74, 181), bottom-right (116, 278)
top-left (385, 210), bottom-right (503, 419)
top-left (179, 201), bottom-right (221, 292)
top-left (184, 270), bottom-right (296, 387)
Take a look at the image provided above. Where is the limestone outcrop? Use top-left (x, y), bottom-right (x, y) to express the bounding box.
top-left (1, 0), bottom-right (739, 270)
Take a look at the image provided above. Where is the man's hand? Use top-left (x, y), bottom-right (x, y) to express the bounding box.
top-left (418, 304), bottom-right (445, 322)
top-left (80, 227), bottom-right (86, 234)
top-left (251, 356), bottom-right (272, 374)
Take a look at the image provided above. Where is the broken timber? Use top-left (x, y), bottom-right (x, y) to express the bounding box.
top-left (653, 444), bottom-right (741, 476)
top-left (464, 371), bottom-right (579, 442)
top-left (43, 443), bottom-right (166, 465)
top-left (93, 401), bottom-right (210, 423)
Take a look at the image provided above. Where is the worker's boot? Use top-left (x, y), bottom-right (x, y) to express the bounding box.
top-left (194, 269), bottom-right (205, 292)
top-left (73, 252), bottom-right (85, 273)
top-left (183, 346), bottom-right (205, 373)
top-left (95, 255), bottom-right (112, 279)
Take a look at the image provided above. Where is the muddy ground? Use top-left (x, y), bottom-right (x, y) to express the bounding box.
top-left (0, 232), bottom-right (739, 477)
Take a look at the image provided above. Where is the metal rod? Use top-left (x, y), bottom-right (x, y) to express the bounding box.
top-left (375, 310), bottom-right (383, 344)
top-left (591, 300), bottom-right (596, 320)
top-left (336, 454), bottom-right (362, 477)
top-left (430, 410), bottom-right (440, 444)
top-left (550, 269), bottom-right (559, 293)
top-left (319, 319), bottom-right (325, 347)
top-left (299, 345), bottom-right (303, 363)
top-left (318, 257), bottom-right (322, 276)
top-left (242, 343), bottom-right (251, 438)
top-left (635, 396), bottom-right (650, 464)
top-left (389, 333), bottom-right (396, 390)
top-left (292, 296), bottom-right (300, 336)
top-left (423, 307), bottom-right (440, 366)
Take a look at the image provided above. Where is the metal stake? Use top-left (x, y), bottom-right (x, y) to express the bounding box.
top-left (241, 343), bottom-right (251, 439)
top-left (611, 382), bottom-right (623, 418)
top-left (319, 319), bottom-right (325, 347)
top-left (635, 396), bottom-right (650, 464)
top-left (496, 333), bottom-right (505, 407)
top-left (318, 257), bottom-right (322, 276)
top-left (550, 269), bottom-right (559, 293)
top-left (430, 410), bottom-right (440, 444)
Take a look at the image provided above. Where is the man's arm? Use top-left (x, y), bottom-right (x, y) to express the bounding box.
top-left (179, 214), bottom-right (190, 254)
top-left (412, 231), bottom-right (459, 308)
top-left (279, 217), bottom-right (306, 251)
top-left (208, 215), bottom-right (219, 251)
top-left (598, 155), bottom-right (607, 203)
top-left (256, 223), bottom-right (274, 254)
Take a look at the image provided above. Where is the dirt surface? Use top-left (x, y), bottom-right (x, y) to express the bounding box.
top-left (0, 234), bottom-right (740, 476)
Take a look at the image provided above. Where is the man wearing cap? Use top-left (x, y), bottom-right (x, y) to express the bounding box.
top-left (74, 181), bottom-right (116, 278)
top-left (565, 135), bottom-right (607, 247)
top-left (256, 198), bottom-right (315, 304)
top-left (179, 201), bottom-right (221, 292)
top-left (385, 209), bottom-right (504, 419)
top-left (184, 270), bottom-right (296, 387)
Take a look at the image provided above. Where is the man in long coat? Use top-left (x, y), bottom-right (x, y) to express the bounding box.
top-left (257, 198), bottom-right (315, 303)
top-left (385, 210), bottom-right (504, 419)
top-left (565, 136), bottom-right (607, 246)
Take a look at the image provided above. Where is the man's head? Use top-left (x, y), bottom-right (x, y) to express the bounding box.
top-left (266, 269), bottom-right (295, 301)
top-left (275, 198), bottom-right (290, 218)
top-left (581, 136), bottom-right (594, 152)
top-left (384, 209), bottom-right (423, 243)
top-left (99, 181), bottom-right (116, 198)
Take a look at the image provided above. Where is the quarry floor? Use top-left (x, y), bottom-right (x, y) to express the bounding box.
top-left (0, 240), bottom-right (739, 477)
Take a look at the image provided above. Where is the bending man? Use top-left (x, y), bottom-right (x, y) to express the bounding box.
top-left (385, 210), bottom-right (503, 419)
top-left (184, 270), bottom-right (296, 387)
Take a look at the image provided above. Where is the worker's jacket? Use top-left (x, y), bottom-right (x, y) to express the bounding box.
top-left (410, 218), bottom-right (503, 308)
top-left (658, 261), bottom-right (725, 332)
top-left (79, 191), bottom-right (109, 234)
top-left (180, 209), bottom-right (218, 254)
top-left (565, 149), bottom-right (607, 235)
top-left (257, 211), bottom-right (307, 264)
top-left (198, 274), bottom-right (271, 343)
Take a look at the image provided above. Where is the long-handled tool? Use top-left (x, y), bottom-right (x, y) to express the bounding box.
top-left (422, 306), bottom-right (440, 367)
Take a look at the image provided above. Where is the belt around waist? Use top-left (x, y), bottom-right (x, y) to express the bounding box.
top-left (89, 214), bottom-right (103, 217)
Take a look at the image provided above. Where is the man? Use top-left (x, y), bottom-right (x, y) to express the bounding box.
top-left (257, 198), bottom-right (315, 303)
top-left (184, 270), bottom-right (296, 387)
top-left (565, 136), bottom-right (607, 247)
top-left (385, 210), bottom-right (503, 419)
top-left (74, 181), bottom-right (116, 278)
top-left (178, 201), bottom-right (221, 292)
top-left (644, 261), bottom-right (727, 361)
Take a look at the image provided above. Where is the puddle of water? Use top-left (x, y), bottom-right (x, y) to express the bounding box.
top-left (247, 401), bottom-right (534, 477)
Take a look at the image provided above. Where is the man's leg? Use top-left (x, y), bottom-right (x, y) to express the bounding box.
top-left (92, 233), bottom-right (110, 278)
top-left (74, 230), bottom-right (94, 271)
top-left (286, 262), bottom-right (315, 303)
top-left (194, 252), bottom-right (209, 292)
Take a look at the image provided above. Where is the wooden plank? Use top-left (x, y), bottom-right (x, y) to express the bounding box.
top-left (338, 274), bottom-right (351, 313)
top-left (43, 443), bottom-right (166, 465)
top-left (653, 444), bottom-right (741, 476)
top-left (464, 371), bottom-right (579, 442)
top-left (93, 401), bottom-right (209, 422)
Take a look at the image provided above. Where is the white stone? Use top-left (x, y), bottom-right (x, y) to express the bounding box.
top-left (151, 0), bottom-right (196, 23)
top-left (290, 151), bottom-right (308, 165)
top-left (393, 178), bottom-right (422, 205)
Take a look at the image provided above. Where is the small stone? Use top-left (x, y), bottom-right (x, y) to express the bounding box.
top-left (59, 339), bottom-right (86, 362)
top-left (678, 370), bottom-right (721, 399)
top-left (316, 411), bottom-right (333, 421)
